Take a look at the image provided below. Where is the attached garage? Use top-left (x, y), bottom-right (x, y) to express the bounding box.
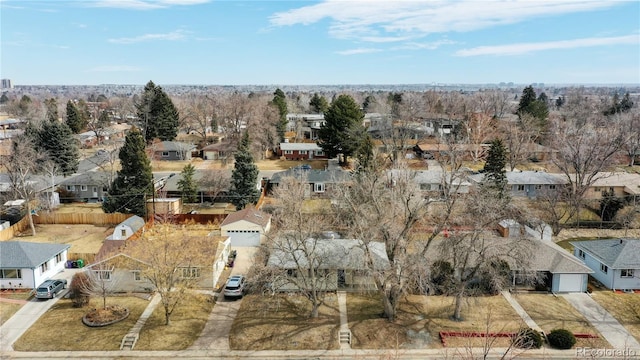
top-left (221, 208), bottom-right (272, 247)
top-left (552, 273), bottom-right (588, 293)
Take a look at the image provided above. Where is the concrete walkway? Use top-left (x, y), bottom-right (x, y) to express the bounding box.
top-left (189, 297), bottom-right (243, 350)
top-left (337, 291), bottom-right (351, 350)
top-left (501, 291), bottom-right (544, 333)
top-left (128, 293), bottom-right (161, 335)
top-left (562, 293), bottom-right (640, 350)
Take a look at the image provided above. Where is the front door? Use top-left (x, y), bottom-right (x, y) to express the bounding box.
top-left (92, 187), bottom-right (98, 197)
top-left (337, 269), bottom-right (346, 288)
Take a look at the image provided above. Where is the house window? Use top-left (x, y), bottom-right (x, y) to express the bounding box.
top-left (534, 185), bottom-right (542, 190)
top-left (40, 262), bottom-right (48, 273)
top-left (161, 151), bottom-right (169, 157)
top-left (121, 229), bottom-right (127, 237)
top-left (283, 150), bottom-right (293, 155)
top-left (55, 253), bottom-right (63, 263)
top-left (600, 264), bottom-right (608, 274)
top-left (548, 185), bottom-right (556, 190)
top-left (314, 183), bottom-right (325, 193)
top-left (132, 271), bottom-right (141, 281)
top-left (577, 249), bottom-right (585, 259)
top-left (299, 150), bottom-right (307, 155)
top-left (621, 269), bottom-right (634, 278)
top-left (287, 269), bottom-right (297, 277)
top-left (419, 184), bottom-right (429, 191)
top-left (66, 185), bottom-right (75, 191)
top-left (80, 185), bottom-right (87, 191)
top-left (95, 270), bottom-right (112, 281)
top-left (180, 267), bottom-right (200, 278)
top-left (594, 187), bottom-right (600, 192)
top-left (0, 269), bottom-right (22, 279)
top-left (315, 150), bottom-right (324, 156)
top-left (516, 185), bottom-right (525, 191)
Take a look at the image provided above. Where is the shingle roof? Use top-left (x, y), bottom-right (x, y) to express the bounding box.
top-left (59, 171), bottom-right (111, 186)
top-left (267, 238), bottom-right (389, 271)
top-left (529, 240), bottom-right (593, 274)
top-left (505, 171), bottom-right (568, 185)
top-left (270, 168), bottom-right (351, 184)
top-left (0, 241), bottom-right (70, 269)
top-left (221, 207), bottom-right (271, 228)
top-left (571, 238), bottom-right (640, 269)
top-left (153, 141), bottom-right (196, 152)
top-left (279, 142), bottom-right (322, 151)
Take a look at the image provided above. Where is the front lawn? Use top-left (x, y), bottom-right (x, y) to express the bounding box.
top-left (0, 291), bottom-right (32, 325)
top-left (229, 293), bottom-right (340, 350)
top-left (591, 291), bottom-right (640, 344)
top-left (513, 293), bottom-right (609, 348)
top-left (347, 293), bottom-right (524, 349)
top-left (134, 292), bottom-right (214, 350)
top-left (13, 296), bottom-right (149, 351)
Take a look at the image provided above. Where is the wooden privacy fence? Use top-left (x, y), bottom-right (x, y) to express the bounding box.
top-left (33, 212), bottom-right (131, 225)
top-left (68, 253), bottom-right (96, 265)
top-left (0, 216), bottom-right (32, 241)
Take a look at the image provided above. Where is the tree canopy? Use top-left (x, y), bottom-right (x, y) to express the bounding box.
top-left (102, 127), bottom-right (153, 217)
top-left (482, 139), bottom-right (508, 198)
top-left (229, 131), bottom-right (260, 210)
top-left (317, 94), bottom-right (365, 165)
top-left (309, 93), bottom-right (329, 114)
top-left (65, 100), bottom-right (84, 133)
top-left (517, 85), bottom-right (548, 122)
top-left (177, 163), bottom-right (198, 203)
top-left (136, 80), bottom-right (180, 143)
top-left (271, 88), bottom-right (288, 142)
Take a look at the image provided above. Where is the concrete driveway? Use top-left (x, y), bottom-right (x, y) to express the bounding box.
top-left (0, 268), bottom-right (80, 351)
top-left (189, 246), bottom-right (258, 350)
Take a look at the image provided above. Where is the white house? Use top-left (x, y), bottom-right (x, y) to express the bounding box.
top-left (220, 208), bottom-right (272, 247)
top-left (0, 241), bottom-right (70, 290)
top-left (107, 215), bottom-right (145, 241)
top-left (571, 238), bottom-right (640, 291)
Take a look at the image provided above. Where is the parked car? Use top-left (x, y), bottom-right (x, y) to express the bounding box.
top-left (35, 279), bottom-right (67, 300)
top-left (223, 275), bottom-right (246, 299)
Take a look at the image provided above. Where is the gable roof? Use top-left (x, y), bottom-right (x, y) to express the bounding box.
top-left (0, 241), bottom-right (70, 269)
top-left (279, 142), bottom-right (322, 151)
top-left (270, 168), bottom-right (352, 184)
top-left (529, 240), bottom-right (593, 274)
top-left (267, 238), bottom-right (389, 271)
top-left (152, 141), bottom-right (196, 152)
top-left (221, 207), bottom-right (271, 228)
top-left (571, 238), bottom-right (640, 269)
top-left (59, 171), bottom-right (111, 186)
top-left (201, 141), bottom-right (234, 152)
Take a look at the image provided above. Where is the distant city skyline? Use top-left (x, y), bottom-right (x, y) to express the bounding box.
top-left (1, 1), bottom-right (639, 86)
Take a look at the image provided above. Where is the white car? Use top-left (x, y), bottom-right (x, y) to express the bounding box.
top-left (223, 275), bottom-right (246, 299)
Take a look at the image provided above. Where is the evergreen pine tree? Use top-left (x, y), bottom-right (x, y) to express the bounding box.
top-left (45, 98), bottom-right (58, 122)
top-left (229, 131), bottom-right (260, 210)
top-left (482, 139), bottom-right (508, 198)
top-left (317, 94), bottom-right (365, 166)
top-left (271, 88), bottom-right (288, 142)
top-left (37, 121), bottom-right (80, 176)
top-left (136, 81), bottom-right (179, 143)
top-left (65, 100), bottom-right (83, 133)
top-left (102, 127), bottom-right (153, 217)
top-left (309, 93), bottom-right (329, 114)
top-left (177, 164), bottom-right (198, 203)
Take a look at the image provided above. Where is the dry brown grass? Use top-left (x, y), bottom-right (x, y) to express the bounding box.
top-left (591, 291), bottom-right (640, 344)
top-left (13, 296), bottom-right (149, 351)
top-left (347, 293), bottom-right (524, 349)
top-left (0, 291), bottom-right (32, 325)
top-left (134, 292), bottom-right (214, 350)
top-left (54, 203), bottom-right (106, 214)
top-left (151, 159), bottom-right (193, 172)
top-left (513, 293), bottom-right (610, 348)
top-left (229, 293), bottom-right (340, 350)
top-left (13, 224), bottom-right (112, 254)
top-left (254, 159), bottom-right (329, 171)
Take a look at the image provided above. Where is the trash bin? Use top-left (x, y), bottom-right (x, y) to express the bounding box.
top-left (66, 260), bottom-right (73, 268)
top-left (76, 259), bottom-right (84, 268)
top-left (71, 261), bottom-right (78, 268)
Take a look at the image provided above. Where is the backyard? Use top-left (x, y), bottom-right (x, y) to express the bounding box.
top-left (13, 223), bottom-right (112, 254)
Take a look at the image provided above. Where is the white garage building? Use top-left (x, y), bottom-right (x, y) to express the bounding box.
top-left (221, 207), bottom-right (272, 247)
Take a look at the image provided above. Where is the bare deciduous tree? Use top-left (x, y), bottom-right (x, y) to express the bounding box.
top-left (198, 169), bottom-right (231, 202)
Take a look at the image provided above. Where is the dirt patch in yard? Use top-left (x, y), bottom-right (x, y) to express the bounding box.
top-left (54, 203), bottom-right (105, 214)
top-left (13, 224), bottom-right (112, 254)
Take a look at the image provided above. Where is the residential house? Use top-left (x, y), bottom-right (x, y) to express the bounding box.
top-left (267, 237), bottom-right (389, 291)
top-left (580, 172), bottom-right (640, 201)
top-left (413, 143), bottom-right (489, 161)
top-left (571, 238), bottom-right (640, 291)
top-left (277, 142), bottom-right (327, 161)
top-left (468, 171), bottom-right (567, 199)
top-left (0, 241), bottom-right (70, 289)
top-left (201, 141), bottom-right (234, 161)
top-left (150, 141), bottom-right (196, 161)
top-left (388, 169), bottom-right (471, 197)
top-left (220, 207), bottom-right (272, 247)
top-left (86, 234), bottom-right (232, 292)
top-left (286, 113), bottom-right (325, 140)
top-left (59, 171), bottom-right (111, 202)
top-left (152, 170), bottom-right (231, 203)
top-left (268, 168), bottom-right (352, 198)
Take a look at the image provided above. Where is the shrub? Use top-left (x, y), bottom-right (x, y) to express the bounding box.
top-left (69, 272), bottom-right (91, 308)
top-left (547, 329), bottom-right (576, 349)
top-left (513, 328), bottom-right (543, 349)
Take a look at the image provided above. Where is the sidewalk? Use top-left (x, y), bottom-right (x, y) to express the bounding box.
top-left (562, 293), bottom-right (640, 350)
top-left (501, 291), bottom-right (544, 333)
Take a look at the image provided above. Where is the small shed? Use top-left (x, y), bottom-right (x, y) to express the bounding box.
top-left (497, 219), bottom-right (522, 238)
top-left (108, 215), bottom-right (145, 241)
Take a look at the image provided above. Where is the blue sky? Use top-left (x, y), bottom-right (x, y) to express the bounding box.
top-left (1, 0), bottom-right (639, 86)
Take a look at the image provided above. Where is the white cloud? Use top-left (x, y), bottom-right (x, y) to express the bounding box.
top-left (270, 0), bottom-right (622, 43)
top-left (336, 48), bottom-right (382, 55)
top-left (455, 34), bottom-right (640, 56)
top-left (108, 30), bottom-right (189, 44)
top-left (91, 0), bottom-right (209, 10)
top-left (86, 65), bottom-right (142, 72)
top-left (394, 39), bottom-right (458, 51)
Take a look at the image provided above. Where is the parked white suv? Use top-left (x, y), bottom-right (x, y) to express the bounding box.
top-left (223, 275), bottom-right (246, 299)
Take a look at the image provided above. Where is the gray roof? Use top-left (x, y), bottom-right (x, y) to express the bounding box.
top-left (388, 169), bottom-right (471, 186)
top-left (530, 240), bottom-right (593, 274)
top-left (279, 142), bottom-right (322, 151)
top-left (268, 238), bottom-right (389, 271)
top-left (0, 241), bottom-right (70, 269)
top-left (571, 239), bottom-right (640, 269)
top-left (153, 141), bottom-right (196, 152)
top-left (59, 171), bottom-right (111, 186)
top-left (468, 171), bottom-right (568, 185)
top-left (270, 168), bottom-right (351, 184)
top-left (119, 215), bottom-right (145, 232)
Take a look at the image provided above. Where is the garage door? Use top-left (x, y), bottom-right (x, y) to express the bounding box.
top-left (555, 274), bottom-right (585, 293)
top-left (227, 230), bottom-right (260, 247)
